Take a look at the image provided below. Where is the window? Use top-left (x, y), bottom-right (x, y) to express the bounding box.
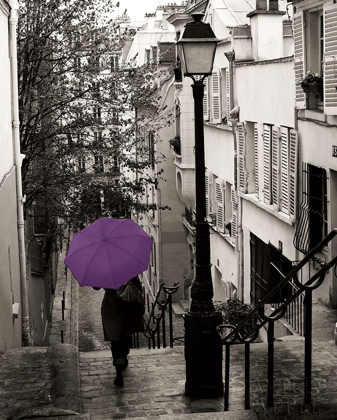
top-left (78, 156), bottom-right (86, 172)
top-left (148, 132), bottom-right (155, 169)
top-left (280, 127), bottom-right (298, 217)
top-left (94, 131), bottom-right (103, 143)
top-left (259, 124), bottom-right (298, 216)
top-left (236, 122), bottom-right (255, 194)
top-left (250, 234), bottom-right (293, 307)
top-left (211, 68), bottom-right (221, 123)
top-left (94, 155), bottom-right (104, 173)
top-left (215, 178), bottom-right (225, 233)
top-left (203, 77), bottom-right (209, 121)
top-left (151, 46), bottom-right (157, 63)
top-left (111, 55), bottom-right (119, 72)
top-left (93, 106), bottom-right (101, 122)
top-left (110, 81), bottom-right (116, 98)
top-left (93, 81), bottom-right (100, 98)
top-left (145, 49), bottom-right (150, 64)
top-left (263, 124), bottom-right (273, 204)
top-left (112, 110), bottom-right (118, 124)
top-left (206, 172), bottom-right (237, 237)
top-left (294, 5), bottom-right (337, 114)
top-left (294, 163), bottom-right (327, 254)
top-left (254, 124), bottom-right (259, 198)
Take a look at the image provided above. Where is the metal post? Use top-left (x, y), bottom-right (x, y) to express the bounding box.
top-left (168, 293), bottom-right (174, 347)
top-left (224, 343), bottom-right (230, 411)
top-left (162, 303), bottom-right (167, 348)
top-left (184, 80), bottom-right (223, 399)
top-left (156, 317), bottom-right (161, 349)
top-left (267, 321), bottom-right (274, 408)
top-left (245, 342), bottom-right (250, 410)
top-left (304, 290), bottom-right (312, 405)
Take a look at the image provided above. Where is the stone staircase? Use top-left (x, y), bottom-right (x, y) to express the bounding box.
top-left (78, 336), bottom-right (337, 420)
top-left (172, 300), bottom-right (189, 317)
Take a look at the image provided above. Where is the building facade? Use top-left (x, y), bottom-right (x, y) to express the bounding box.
top-left (292, 0), bottom-right (337, 307)
top-left (0, 0), bottom-right (27, 349)
top-left (123, 3), bottom-right (189, 302)
top-left (169, 0), bottom-right (337, 325)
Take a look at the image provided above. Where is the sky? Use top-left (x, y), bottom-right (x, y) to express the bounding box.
top-left (114, 0), bottom-right (161, 21)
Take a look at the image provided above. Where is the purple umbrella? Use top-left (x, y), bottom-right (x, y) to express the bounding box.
top-left (64, 218), bottom-right (153, 289)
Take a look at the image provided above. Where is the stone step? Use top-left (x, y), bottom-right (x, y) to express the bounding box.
top-left (29, 415), bottom-right (90, 420)
top-left (172, 300), bottom-right (189, 317)
top-left (172, 303), bottom-right (185, 317)
top-left (138, 412), bottom-right (258, 420)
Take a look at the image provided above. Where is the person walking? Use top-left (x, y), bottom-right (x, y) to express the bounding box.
top-left (94, 276), bottom-right (145, 387)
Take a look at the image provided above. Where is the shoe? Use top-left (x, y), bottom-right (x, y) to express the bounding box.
top-left (114, 366), bottom-right (124, 387)
top-left (114, 374), bottom-right (124, 387)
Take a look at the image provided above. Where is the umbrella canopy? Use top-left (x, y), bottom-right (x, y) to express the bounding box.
top-left (64, 218), bottom-right (153, 289)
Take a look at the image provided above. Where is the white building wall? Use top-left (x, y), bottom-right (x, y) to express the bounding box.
top-left (0, 0), bottom-right (23, 349)
top-left (0, 4), bottom-right (14, 177)
top-left (236, 60), bottom-right (295, 128)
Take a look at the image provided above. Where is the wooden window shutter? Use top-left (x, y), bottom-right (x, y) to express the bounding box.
top-left (323, 3), bottom-right (337, 115)
top-left (237, 122), bottom-right (247, 193)
top-left (211, 68), bottom-right (221, 123)
top-left (215, 179), bottom-right (225, 233)
top-left (271, 126), bottom-right (281, 211)
top-left (280, 127), bottom-right (290, 214)
top-left (231, 186), bottom-right (237, 238)
top-left (254, 124), bottom-right (259, 198)
top-left (205, 170), bottom-right (212, 218)
top-left (263, 125), bottom-right (272, 204)
top-left (294, 11), bottom-right (306, 109)
top-left (289, 129), bottom-right (298, 220)
top-left (226, 68), bottom-right (231, 121)
top-left (203, 77), bottom-right (210, 120)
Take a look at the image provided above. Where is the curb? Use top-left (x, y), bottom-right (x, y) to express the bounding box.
top-left (47, 343), bottom-right (82, 414)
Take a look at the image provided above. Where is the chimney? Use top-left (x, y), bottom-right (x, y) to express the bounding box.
top-left (247, 0), bottom-right (285, 61)
top-left (256, 0), bottom-right (267, 10)
top-left (269, 0), bottom-right (279, 11)
top-left (162, 12), bottom-right (169, 30)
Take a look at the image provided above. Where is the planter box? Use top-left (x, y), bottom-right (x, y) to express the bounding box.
top-left (301, 81), bottom-right (323, 100)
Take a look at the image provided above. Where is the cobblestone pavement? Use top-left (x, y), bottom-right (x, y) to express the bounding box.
top-left (77, 293), bottom-right (337, 419)
top-left (79, 338), bottom-right (337, 419)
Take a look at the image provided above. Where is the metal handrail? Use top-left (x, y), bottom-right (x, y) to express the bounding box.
top-left (143, 282), bottom-right (179, 349)
top-left (218, 229), bottom-right (337, 412)
top-left (219, 228), bottom-right (337, 342)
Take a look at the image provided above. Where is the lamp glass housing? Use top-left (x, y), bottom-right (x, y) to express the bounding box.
top-left (177, 41), bottom-right (218, 76)
top-left (175, 13), bottom-right (219, 77)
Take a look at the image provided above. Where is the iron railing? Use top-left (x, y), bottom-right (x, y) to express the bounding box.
top-left (271, 261), bottom-right (305, 336)
top-left (217, 228), bottom-right (337, 411)
top-left (131, 282), bottom-right (181, 349)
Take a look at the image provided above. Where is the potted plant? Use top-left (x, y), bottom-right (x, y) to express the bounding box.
top-left (299, 71), bottom-right (323, 100)
top-left (214, 298), bottom-right (258, 339)
top-left (169, 135), bottom-right (181, 155)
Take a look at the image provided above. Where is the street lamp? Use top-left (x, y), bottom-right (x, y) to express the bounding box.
top-left (176, 13), bottom-right (223, 398)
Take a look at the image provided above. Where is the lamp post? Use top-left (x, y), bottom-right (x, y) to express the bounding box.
top-left (176, 13), bottom-right (223, 398)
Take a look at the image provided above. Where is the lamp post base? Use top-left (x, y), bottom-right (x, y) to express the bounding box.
top-left (184, 310), bottom-right (223, 398)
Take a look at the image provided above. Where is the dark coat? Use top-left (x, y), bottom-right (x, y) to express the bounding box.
top-left (100, 277), bottom-right (145, 342)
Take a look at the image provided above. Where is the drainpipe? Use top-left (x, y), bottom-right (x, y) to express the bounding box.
top-left (9, 0), bottom-right (30, 346)
top-left (225, 49), bottom-right (235, 113)
top-left (225, 49), bottom-right (244, 300)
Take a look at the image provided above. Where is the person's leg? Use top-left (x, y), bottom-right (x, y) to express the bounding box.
top-left (110, 339), bottom-right (130, 386)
